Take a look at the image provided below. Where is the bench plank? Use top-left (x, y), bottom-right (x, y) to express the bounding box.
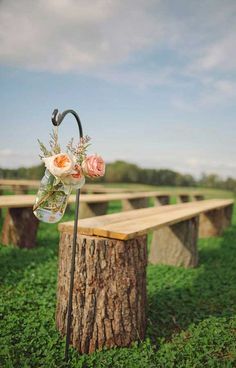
top-left (59, 199), bottom-right (233, 240)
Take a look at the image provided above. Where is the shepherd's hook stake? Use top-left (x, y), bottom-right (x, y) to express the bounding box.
top-left (52, 108), bottom-right (83, 362)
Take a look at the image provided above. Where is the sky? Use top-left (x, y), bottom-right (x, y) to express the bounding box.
top-left (0, 0), bottom-right (236, 178)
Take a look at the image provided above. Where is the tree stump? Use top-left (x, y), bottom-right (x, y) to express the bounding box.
top-left (56, 232), bottom-right (147, 354)
top-left (178, 194), bottom-right (190, 203)
top-left (79, 202), bottom-right (108, 219)
top-left (154, 195), bottom-right (170, 206)
top-left (222, 204), bottom-right (233, 230)
top-left (0, 189), bottom-right (3, 218)
top-left (1, 208), bottom-right (39, 248)
top-left (193, 194), bottom-right (204, 201)
top-left (199, 205), bottom-right (232, 238)
top-left (13, 185), bottom-right (28, 194)
top-left (149, 216), bottom-right (199, 268)
top-left (122, 198), bottom-right (148, 211)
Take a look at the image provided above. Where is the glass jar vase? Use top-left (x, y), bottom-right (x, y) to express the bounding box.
top-left (33, 169), bottom-right (71, 223)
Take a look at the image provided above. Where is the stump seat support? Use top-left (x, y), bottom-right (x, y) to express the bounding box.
top-left (199, 205), bottom-right (233, 238)
top-left (149, 216), bottom-right (199, 268)
top-left (56, 232), bottom-right (147, 354)
top-left (178, 194), bottom-right (190, 203)
top-left (193, 194), bottom-right (204, 201)
top-left (122, 197), bottom-right (148, 211)
top-left (79, 201), bottom-right (108, 219)
top-left (154, 195), bottom-right (170, 206)
top-left (1, 207), bottom-right (39, 248)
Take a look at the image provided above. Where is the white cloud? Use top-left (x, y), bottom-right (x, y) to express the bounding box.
top-left (192, 34), bottom-right (236, 72)
top-left (0, 0), bottom-right (235, 74)
top-left (0, 0), bottom-right (164, 72)
top-left (0, 0), bottom-right (236, 105)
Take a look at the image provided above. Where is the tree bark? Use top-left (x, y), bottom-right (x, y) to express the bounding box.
top-left (1, 208), bottom-right (39, 248)
top-left (149, 216), bottom-right (199, 268)
top-left (56, 233), bottom-right (147, 354)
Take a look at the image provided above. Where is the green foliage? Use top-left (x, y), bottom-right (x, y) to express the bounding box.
top-left (49, 129), bottom-right (61, 155)
top-left (38, 139), bottom-right (52, 158)
top-left (0, 204), bottom-right (236, 367)
top-left (1, 159), bottom-right (236, 193)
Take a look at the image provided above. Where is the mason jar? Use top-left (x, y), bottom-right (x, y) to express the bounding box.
top-left (33, 169), bottom-right (72, 223)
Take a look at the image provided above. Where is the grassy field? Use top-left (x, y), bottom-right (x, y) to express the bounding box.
top-left (0, 188), bottom-right (236, 367)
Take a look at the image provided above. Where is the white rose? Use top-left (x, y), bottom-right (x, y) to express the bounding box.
top-left (61, 164), bottom-right (86, 189)
top-left (43, 153), bottom-right (74, 178)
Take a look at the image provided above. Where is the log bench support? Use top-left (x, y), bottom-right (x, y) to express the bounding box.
top-left (222, 204), bottom-right (233, 230)
top-left (122, 198), bottom-right (148, 211)
top-left (56, 232), bottom-right (147, 354)
top-left (149, 216), bottom-right (199, 268)
top-left (154, 195), bottom-right (170, 206)
top-left (193, 194), bottom-right (204, 201)
top-left (1, 207), bottom-right (39, 248)
top-left (13, 185), bottom-right (28, 195)
top-left (199, 204), bottom-right (233, 238)
top-left (0, 189), bottom-right (2, 218)
top-left (79, 202), bottom-right (108, 219)
top-left (178, 195), bottom-right (190, 203)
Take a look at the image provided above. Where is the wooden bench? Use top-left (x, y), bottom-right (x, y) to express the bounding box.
top-left (78, 191), bottom-right (171, 217)
top-left (0, 191), bottom-right (170, 248)
top-left (0, 179), bottom-right (40, 194)
top-left (56, 199), bottom-right (233, 354)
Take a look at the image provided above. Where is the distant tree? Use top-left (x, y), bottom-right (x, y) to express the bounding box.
top-left (0, 160), bottom-right (235, 191)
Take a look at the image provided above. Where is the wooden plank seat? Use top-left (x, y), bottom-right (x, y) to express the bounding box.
top-left (56, 199), bottom-right (233, 354)
top-left (77, 191), bottom-right (170, 217)
top-left (0, 191), bottom-right (169, 248)
top-left (0, 179), bottom-right (40, 194)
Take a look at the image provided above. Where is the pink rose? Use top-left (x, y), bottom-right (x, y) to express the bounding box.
top-left (82, 155), bottom-right (105, 178)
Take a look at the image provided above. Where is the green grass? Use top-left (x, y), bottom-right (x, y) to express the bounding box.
top-left (0, 194), bottom-right (236, 367)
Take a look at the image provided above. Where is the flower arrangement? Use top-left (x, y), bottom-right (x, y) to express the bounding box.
top-left (33, 128), bottom-right (105, 223)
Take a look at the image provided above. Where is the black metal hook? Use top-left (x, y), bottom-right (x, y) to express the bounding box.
top-left (51, 108), bottom-right (83, 362)
top-left (51, 108), bottom-right (83, 139)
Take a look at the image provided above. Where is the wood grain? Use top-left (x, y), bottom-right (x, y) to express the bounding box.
top-left (59, 199), bottom-right (234, 240)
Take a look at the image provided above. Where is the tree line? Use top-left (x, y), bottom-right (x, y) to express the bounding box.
top-left (0, 160), bottom-right (235, 192)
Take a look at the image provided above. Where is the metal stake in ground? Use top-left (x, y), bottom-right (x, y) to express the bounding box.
top-left (51, 108), bottom-right (83, 362)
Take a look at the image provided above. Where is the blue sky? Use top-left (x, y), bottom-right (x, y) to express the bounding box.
top-left (0, 0), bottom-right (235, 178)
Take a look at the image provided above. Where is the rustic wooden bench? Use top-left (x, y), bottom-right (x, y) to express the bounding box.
top-left (0, 180), bottom-right (107, 195)
top-left (0, 191), bottom-right (170, 247)
top-left (56, 198), bottom-right (233, 354)
top-left (78, 191), bottom-right (170, 217)
top-left (0, 179), bottom-right (40, 194)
